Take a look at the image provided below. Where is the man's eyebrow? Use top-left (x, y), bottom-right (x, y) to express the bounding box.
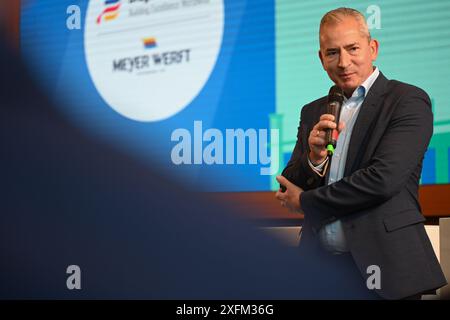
top-left (325, 43), bottom-right (359, 52)
top-left (343, 42), bottom-right (359, 49)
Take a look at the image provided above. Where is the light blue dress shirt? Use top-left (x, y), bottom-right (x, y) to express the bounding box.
top-left (318, 68), bottom-right (380, 254)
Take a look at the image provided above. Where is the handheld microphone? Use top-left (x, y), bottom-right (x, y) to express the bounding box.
top-left (325, 85), bottom-right (344, 156)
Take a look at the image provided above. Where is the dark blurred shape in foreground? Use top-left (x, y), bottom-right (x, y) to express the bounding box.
top-left (0, 30), bottom-right (376, 299)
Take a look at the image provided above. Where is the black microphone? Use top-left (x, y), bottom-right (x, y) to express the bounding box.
top-left (325, 85), bottom-right (344, 156)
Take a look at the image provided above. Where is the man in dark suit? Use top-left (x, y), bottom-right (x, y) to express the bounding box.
top-left (276, 7), bottom-right (447, 299)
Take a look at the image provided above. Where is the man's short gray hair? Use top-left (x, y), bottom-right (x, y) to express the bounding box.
top-left (320, 7), bottom-right (371, 41)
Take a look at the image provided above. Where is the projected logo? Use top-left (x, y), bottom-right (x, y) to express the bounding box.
top-left (143, 37), bottom-right (157, 49)
top-left (96, 0), bottom-right (121, 24)
top-left (85, 0), bottom-right (224, 122)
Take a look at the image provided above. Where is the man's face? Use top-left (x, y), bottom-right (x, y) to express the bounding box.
top-left (319, 17), bottom-right (378, 96)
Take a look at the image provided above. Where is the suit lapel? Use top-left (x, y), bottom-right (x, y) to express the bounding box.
top-left (343, 72), bottom-right (389, 176)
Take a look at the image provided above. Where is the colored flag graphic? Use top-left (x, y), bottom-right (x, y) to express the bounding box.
top-left (97, 0), bottom-right (121, 24)
top-left (143, 37), bottom-right (157, 49)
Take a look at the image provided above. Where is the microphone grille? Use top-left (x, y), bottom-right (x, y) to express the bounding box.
top-left (328, 85), bottom-right (344, 103)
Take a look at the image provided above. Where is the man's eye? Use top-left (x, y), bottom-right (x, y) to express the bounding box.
top-left (327, 51), bottom-right (337, 56)
top-left (350, 47), bottom-right (359, 52)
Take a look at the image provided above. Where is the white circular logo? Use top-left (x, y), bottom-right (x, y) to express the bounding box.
top-left (84, 0), bottom-right (224, 122)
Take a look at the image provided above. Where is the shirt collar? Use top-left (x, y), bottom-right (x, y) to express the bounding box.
top-left (345, 67), bottom-right (380, 101)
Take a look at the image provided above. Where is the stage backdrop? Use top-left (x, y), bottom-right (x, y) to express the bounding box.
top-left (20, 0), bottom-right (450, 191)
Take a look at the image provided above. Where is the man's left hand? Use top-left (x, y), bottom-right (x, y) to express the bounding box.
top-left (275, 175), bottom-right (304, 213)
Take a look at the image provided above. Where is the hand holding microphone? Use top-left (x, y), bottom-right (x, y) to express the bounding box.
top-left (280, 86), bottom-right (345, 193)
top-left (308, 85), bottom-right (345, 165)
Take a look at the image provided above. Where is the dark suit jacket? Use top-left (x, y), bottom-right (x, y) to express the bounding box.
top-left (282, 72), bottom-right (447, 299)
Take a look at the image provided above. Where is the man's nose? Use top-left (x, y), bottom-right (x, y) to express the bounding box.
top-left (338, 50), bottom-right (351, 69)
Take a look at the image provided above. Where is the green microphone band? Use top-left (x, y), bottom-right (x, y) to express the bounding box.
top-left (327, 144), bottom-right (335, 155)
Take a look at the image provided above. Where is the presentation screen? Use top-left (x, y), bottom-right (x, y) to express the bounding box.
top-left (20, 0), bottom-right (450, 191)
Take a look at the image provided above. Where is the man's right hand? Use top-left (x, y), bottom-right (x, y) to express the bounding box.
top-left (308, 114), bottom-right (345, 165)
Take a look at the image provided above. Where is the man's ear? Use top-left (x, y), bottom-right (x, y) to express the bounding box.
top-left (369, 38), bottom-right (379, 61)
